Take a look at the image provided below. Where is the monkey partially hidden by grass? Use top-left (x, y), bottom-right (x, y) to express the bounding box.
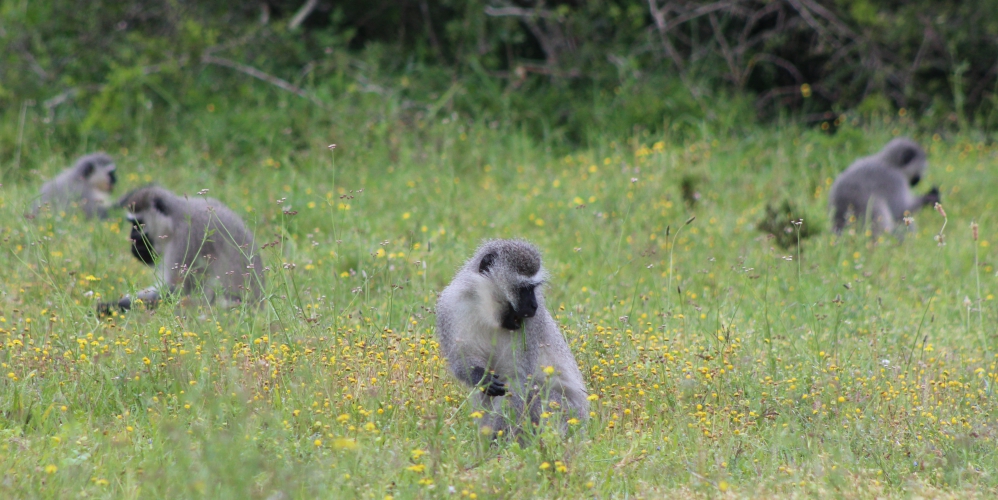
top-left (32, 153), bottom-right (117, 219)
top-left (829, 138), bottom-right (940, 237)
top-left (97, 185), bottom-right (264, 315)
top-left (436, 239), bottom-right (589, 440)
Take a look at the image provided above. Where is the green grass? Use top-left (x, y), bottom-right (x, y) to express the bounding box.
top-left (1, 105), bottom-right (997, 498)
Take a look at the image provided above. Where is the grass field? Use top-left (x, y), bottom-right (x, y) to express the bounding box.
top-left (1, 106), bottom-right (997, 498)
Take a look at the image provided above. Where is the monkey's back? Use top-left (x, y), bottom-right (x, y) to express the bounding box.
top-left (36, 169), bottom-right (99, 216)
top-left (173, 197), bottom-right (264, 301)
top-left (529, 308), bottom-right (589, 417)
top-left (829, 157), bottom-right (913, 225)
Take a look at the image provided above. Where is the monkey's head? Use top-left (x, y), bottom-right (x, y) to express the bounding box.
top-left (880, 138), bottom-right (927, 187)
top-left (471, 239), bottom-right (546, 330)
top-left (116, 185), bottom-right (177, 266)
top-left (73, 153), bottom-right (117, 194)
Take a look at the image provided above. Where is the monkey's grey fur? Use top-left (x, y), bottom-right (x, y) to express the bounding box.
top-left (829, 138), bottom-right (940, 236)
top-left (33, 153), bottom-right (117, 219)
top-left (436, 239), bottom-right (588, 438)
top-left (97, 185), bottom-right (264, 315)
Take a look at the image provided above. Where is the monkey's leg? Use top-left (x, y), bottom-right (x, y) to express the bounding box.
top-left (501, 390), bottom-right (534, 442)
top-left (867, 199), bottom-right (894, 237)
top-left (530, 380), bottom-right (582, 432)
top-left (831, 206), bottom-right (849, 234)
top-left (476, 392), bottom-right (511, 439)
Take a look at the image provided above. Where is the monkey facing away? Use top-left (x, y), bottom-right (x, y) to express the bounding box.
top-left (97, 185), bottom-right (264, 315)
top-left (436, 239), bottom-right (589, 438)
top-left (829, 138), bottom-right (940, 236)
top-left (32, 153), bottom-right (117, 219)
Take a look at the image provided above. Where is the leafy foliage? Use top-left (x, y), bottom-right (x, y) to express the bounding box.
top-left (757, 199), bottom-right (821, 250)
top-left (2, 0), bottom-right (997, 158)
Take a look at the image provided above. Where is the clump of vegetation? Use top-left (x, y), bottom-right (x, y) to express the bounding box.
top-left (756, 199), bottom-right (820, 249)
top-left (679, 174), bottom-right (702, 209)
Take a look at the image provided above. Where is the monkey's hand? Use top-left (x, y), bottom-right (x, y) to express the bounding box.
top-left (95, 297), bottom-right (133, 317)
top-left (926, 186), bottom-right (941, 205)
top-left (470, 366), bottom-right (507, 397)
top-left (95, 302), bottom-right (116, 317)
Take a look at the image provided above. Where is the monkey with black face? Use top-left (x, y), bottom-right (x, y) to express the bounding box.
top-left (829, 138), bottom-right (940, 236)
top-left (32, 153), bottom-right (117, 219)
top-left (97, 185), bottom-right (264, 315)
top-left (436, 239), bottom-right (589, 438)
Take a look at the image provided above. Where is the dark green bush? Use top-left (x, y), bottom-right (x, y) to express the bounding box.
top-left (2, 0), bottom-right (995, 161)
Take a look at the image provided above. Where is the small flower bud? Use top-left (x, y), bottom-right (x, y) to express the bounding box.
top-left (934, 202), bottom-right (946, 218)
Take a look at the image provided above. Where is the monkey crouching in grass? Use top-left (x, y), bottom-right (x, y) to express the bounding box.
top-left (436, 239), bottom-right (589, 440)
top-left (97, 185), bottom-right (265, 315)
top-left (32, 153), bottom-right (117, 219)
top-left (829, 138), bottom-right (940, 237)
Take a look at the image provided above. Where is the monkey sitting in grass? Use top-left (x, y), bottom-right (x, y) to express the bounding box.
top-left (32, 153), bottom-right (117, 219)
top-left (436, 239), bottom-right (589, 439)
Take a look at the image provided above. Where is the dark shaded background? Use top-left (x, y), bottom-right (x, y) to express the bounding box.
top-left (2, 0), bottom-right (996, 151)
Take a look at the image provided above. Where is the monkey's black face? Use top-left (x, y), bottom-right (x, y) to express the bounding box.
top-left (500, 285), bottom-right (538, 330)
top-left (108, 168), bottom-right (117, 188)
top-left (910, 174), bottom-right (921, 187)
top-left (516, 285), bottom-right (538, 318)
top-left (129, 218), bottom-right (157, 266)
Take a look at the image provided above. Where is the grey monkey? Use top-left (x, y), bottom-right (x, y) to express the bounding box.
top-left (97, 185), bottom-right (264, 315)
top-left (33, 153), bottom-right (117, 219)
top-left (436, 239), bottom-right (589, 438)
top-left (829, 138), bottom-right (940, 236)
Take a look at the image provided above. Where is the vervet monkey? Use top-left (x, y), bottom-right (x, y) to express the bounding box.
top-left (97, 185), bottom-right (264, 314)
top-left (436, 239), bottom-right (588, 438)
top-left (33, 153), bottom-right (117, 219)
top-left (829, 138), bottom-right (940, 235)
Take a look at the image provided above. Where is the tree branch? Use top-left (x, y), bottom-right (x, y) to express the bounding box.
top-left (288, 0), bottom-right (318, 31)
top-left (484, 5), bottom-right (562, 20)
top-left (201, 54), bottom-right (323, 106)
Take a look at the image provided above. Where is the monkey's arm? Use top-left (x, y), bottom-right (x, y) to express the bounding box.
top-left (446, 350), bottom-right (508, 396)
top-left (80, 196), bottom-right (105, 219)
top-left (869, 198), bottom-right (895, 236)
top-left (914, 186), bottom-right (940, 211)
top-left (96, 286), bottom-right (174, 316)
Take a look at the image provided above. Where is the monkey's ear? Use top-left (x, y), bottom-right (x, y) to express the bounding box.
top-left (80, 162), bottom-right (95, 178)
top-left (153, 197), bottom-right (170, 216)
top-left (479, 252), bottom-right (496, 274)
top-left (898, 147), bottom-right (917, 166)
